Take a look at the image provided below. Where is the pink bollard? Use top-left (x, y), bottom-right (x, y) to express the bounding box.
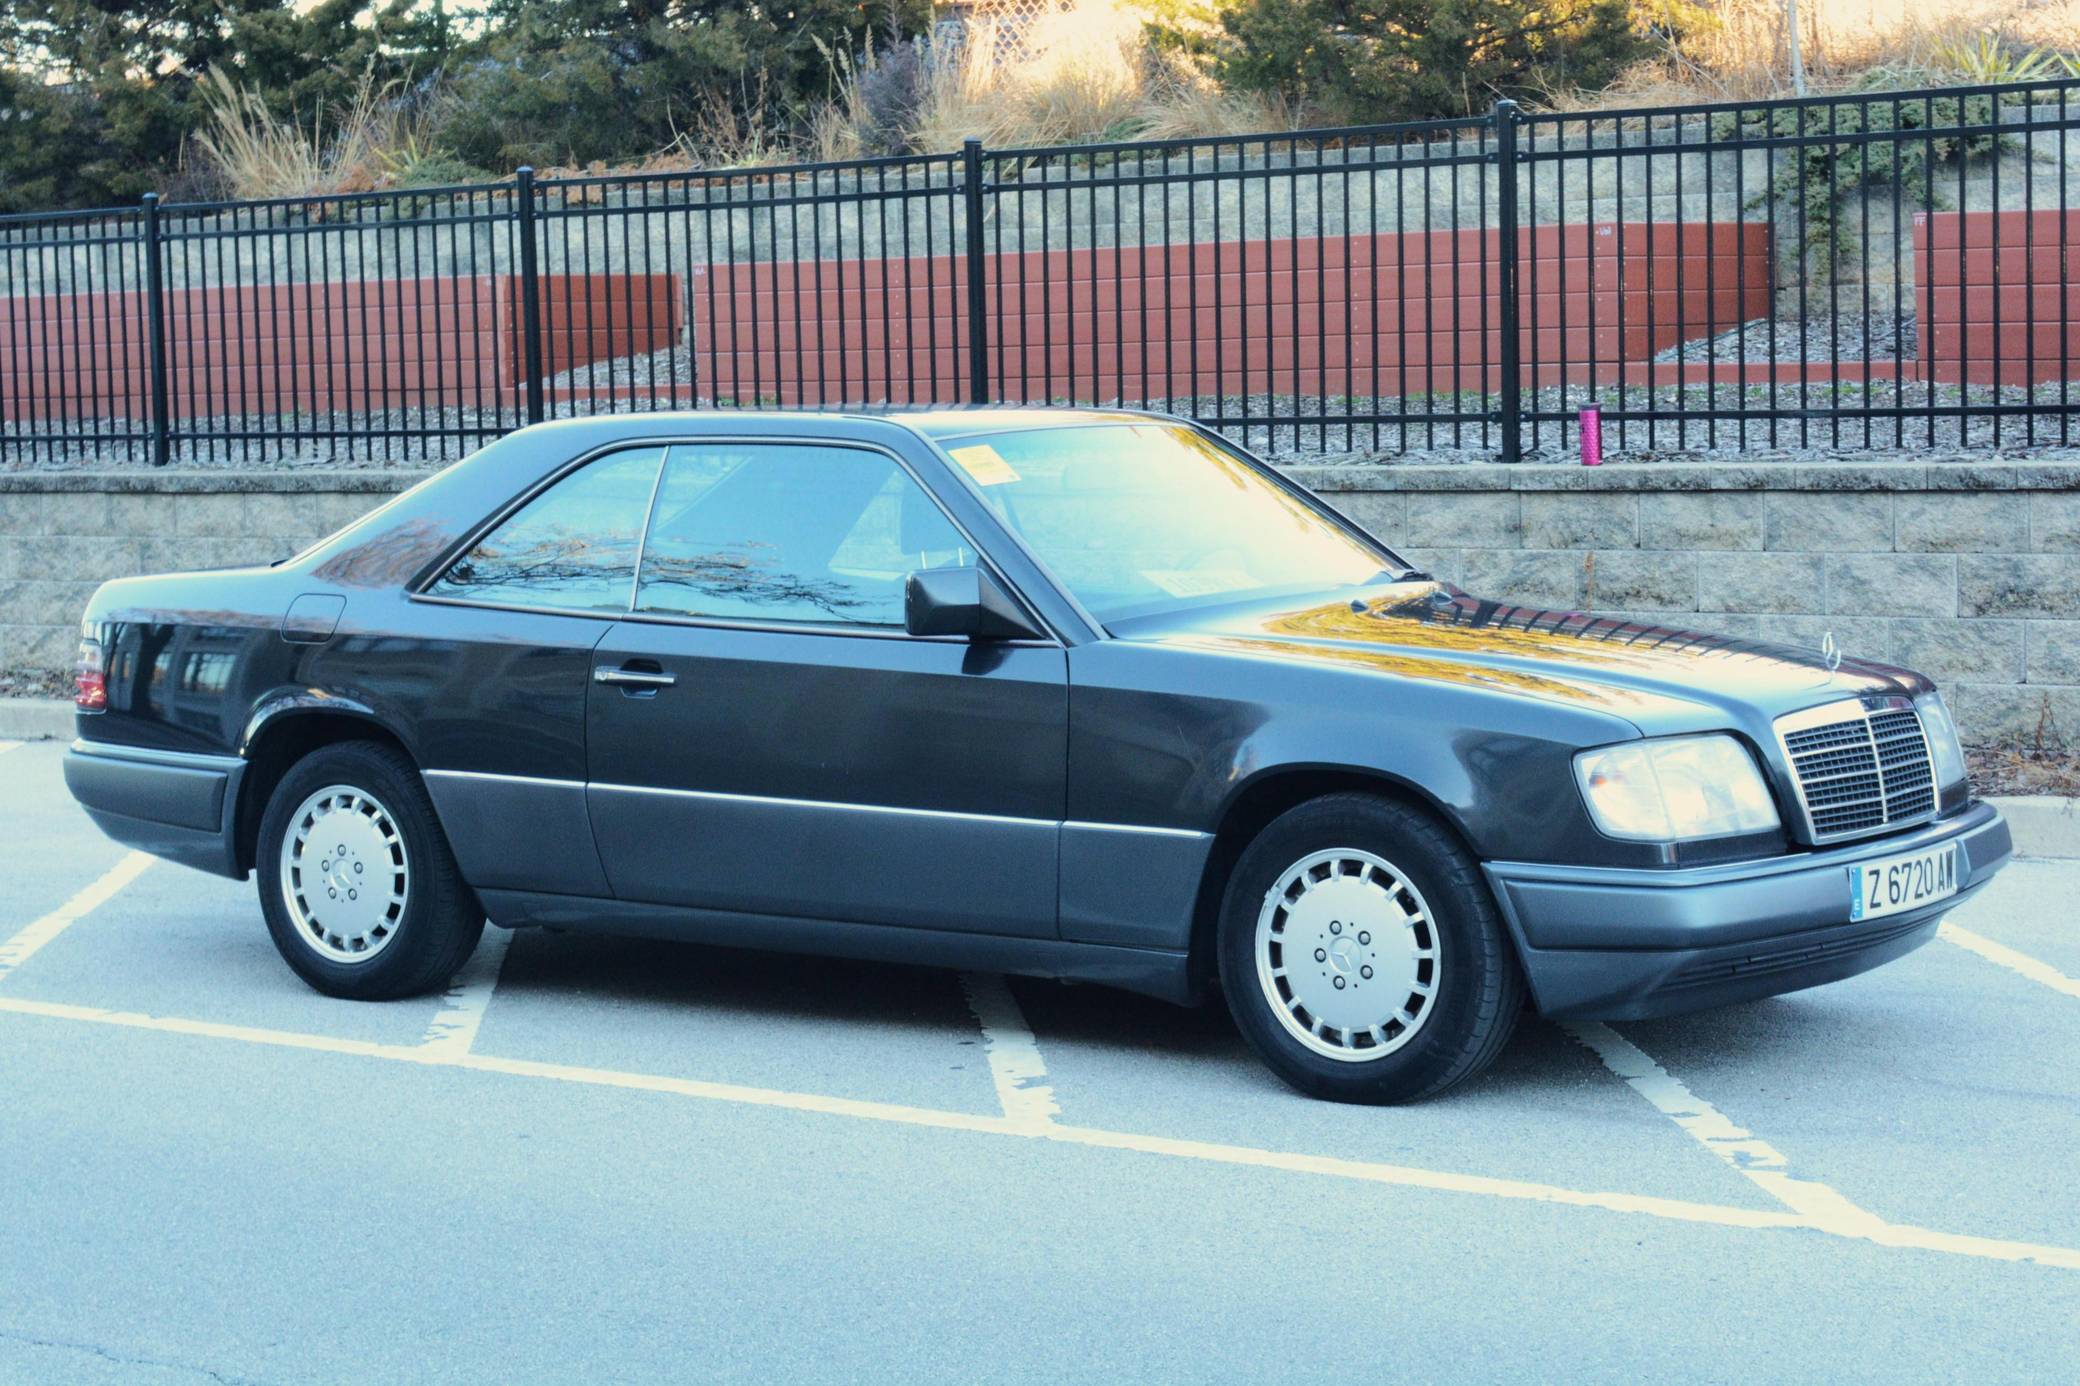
top-left (1579, 402), bottom-right (1603, 466)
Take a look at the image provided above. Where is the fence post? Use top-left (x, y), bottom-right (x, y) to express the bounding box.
top-left (514, 166), bottom-right (545, 425)
top-left (1491, 100), bottom-right (1523, 465)
top-left (961, 138), bottom-right (990, 405)
top-left (140, 193), bottom-right (171, 467)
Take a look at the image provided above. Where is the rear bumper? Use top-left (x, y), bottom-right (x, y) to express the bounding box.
top-left (63, 739), bottom-right (247, 878)
top-left (1485, 801), bottom-right (2013, 1020)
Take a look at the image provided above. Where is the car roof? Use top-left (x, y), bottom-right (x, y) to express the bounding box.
top-left (884, 407), bottom-right (1180, 441)
top-left (504, 406), bottom-right (1182, 448)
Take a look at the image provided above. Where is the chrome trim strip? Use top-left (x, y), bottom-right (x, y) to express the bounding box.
top-left (588, 780), bottom-right (1057, 829)
top-left (1063, 819), bottom-right (1212, 841)
top-left (423, 768), bottom-right (583, 791)
top-left (428, 768), bottom-right (1209, 838)
top-left (69, 738), bottom-right (243, 772)
top-left (627, 440), bottom-right (674, 613)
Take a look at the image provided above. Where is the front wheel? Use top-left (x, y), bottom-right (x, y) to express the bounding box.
top-left (256, 740), bottom-right (483, 1000)
top-left (1217, 793), bottom-right (1523, 1104)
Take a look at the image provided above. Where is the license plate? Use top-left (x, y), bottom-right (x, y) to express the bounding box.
top-left (1848, 843), bottom-right (1962, 922)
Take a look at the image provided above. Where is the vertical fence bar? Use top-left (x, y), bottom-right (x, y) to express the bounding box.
top-left (1493, 101), bottom-right (1523, 463)
top-left (514, 167), bottom-right (545, 425)
top-left (140, 193), bottom-right (171, 466)
top-left (961, 139), bottom-right (990, 404)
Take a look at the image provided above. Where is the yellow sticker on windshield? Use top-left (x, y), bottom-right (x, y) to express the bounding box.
top-left (947, 444), bottom-right (1020, 486)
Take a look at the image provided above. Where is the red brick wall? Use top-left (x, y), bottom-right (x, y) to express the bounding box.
top-left (0, 272), bottom-right (679, 421)
top-left (694, 222), bottom-right (1773, 404)
top-left (1915, 210), bottom-right (2080, 387)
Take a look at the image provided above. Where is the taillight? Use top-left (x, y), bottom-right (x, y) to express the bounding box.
top-left (75, 637), bottom-right (107, 712)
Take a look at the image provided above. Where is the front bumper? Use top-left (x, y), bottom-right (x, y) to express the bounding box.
top-left (1484, 801), bottom-right (2012, 1020)
top-left (63, 738), bottom-right (248, 878)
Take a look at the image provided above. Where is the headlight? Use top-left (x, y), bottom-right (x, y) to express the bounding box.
top-left (1916, 689), bottom-right (1967, 789)
top-left (1574, 734), bottom-right (1781, 842)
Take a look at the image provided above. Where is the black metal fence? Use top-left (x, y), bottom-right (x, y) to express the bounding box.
top-left (3, 77), bottom-right (2077, 467)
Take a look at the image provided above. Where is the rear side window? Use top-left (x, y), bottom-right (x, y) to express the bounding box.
top-left (426, 447), bottom-right (665, 611)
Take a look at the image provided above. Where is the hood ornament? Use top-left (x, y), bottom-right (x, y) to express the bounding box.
top-left (1820, 630), bottom-right (1843, 674)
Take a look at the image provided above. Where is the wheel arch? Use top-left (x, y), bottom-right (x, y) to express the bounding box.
top-left (1183, 765), bottom-right (1486, 1001)
top-left (233, 704), bottom-right (418, 877)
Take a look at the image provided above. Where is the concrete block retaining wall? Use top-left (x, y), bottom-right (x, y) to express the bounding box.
top-left (3, 459), bottom-right (2076, 746)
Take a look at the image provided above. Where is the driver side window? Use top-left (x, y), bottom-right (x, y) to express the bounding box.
top-left (635, 444), bottom-right (969, 627)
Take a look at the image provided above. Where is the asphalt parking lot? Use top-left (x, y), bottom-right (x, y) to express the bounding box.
top-left (1, 737), bottom-right (2077, 1384)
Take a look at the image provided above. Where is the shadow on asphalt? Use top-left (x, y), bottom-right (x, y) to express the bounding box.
top-left (485, 925), bottom-right (1632, 1103)
top-left (493, 926), bottom-right (973, 1037)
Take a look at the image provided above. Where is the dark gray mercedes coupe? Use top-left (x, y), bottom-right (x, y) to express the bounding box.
top-left (62, 409), bottom-right (2013, 1103)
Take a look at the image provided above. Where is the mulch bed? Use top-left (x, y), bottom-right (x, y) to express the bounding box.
top-left (1966, 745), bottom-right (2080, 799)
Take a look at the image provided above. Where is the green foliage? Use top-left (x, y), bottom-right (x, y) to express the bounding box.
top-left (0, 0), bottom-right (937, 205)
top-left (1714, 94), bottom-right (2016, 283)
top-left (441, 0), bottom-right (935, 171)
top-left (0, 1), bottom-right (446, 207)
top-left (1934, 33), bottom-right (2065, 86)
top-left (0, 70), bottom-right (128, 211)
top-left (1202, 0), bottom-right (1650, 125)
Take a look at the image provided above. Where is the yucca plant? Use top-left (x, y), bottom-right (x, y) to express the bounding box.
top-left (1935, 31), bottom-right (2059, 84)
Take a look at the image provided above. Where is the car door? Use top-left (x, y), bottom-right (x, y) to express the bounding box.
top-left (585, 438), bottom-right (1069, 938)
top-left (406, 443), bottom-right (668, 898)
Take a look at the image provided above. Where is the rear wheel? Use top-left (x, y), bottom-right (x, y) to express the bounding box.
top-left (256, 741), bottom-right (482, 1000)
top-left (1217, 793), bottom-right (1522, 1104)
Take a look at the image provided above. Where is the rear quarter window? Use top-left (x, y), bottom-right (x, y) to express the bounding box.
top-left (425, 447), bottom-right (666, 612)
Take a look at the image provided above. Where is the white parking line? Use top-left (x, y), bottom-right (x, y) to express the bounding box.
top-left (1565, 1021), bottom-right (1890, 1236)
top-left (959, 972), bottom-right (1060, 1130)
top-left (4, 990), bottom-right (2078, 1269)
top-left (419, 926), bottom-right (514, 1056)
top-left (0, 740), bottom-right (22, 755)
top-left (0, 852), bottom-right (152, 986)
top-left (1940, 923), bottom-right (2080, 1001)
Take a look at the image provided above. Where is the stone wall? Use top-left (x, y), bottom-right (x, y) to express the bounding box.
top-left (4, 459), bottom-right (2076, 745)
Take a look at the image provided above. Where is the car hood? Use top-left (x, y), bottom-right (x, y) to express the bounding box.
top-left (1108, 582), bottom-right (1924, 733)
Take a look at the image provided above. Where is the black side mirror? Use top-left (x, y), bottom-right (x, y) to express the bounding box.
top-left (904, 566), bottom-right (1043, 641)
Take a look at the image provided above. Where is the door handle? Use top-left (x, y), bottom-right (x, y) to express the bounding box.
top-left (594, 665), bottom-right (678, 689)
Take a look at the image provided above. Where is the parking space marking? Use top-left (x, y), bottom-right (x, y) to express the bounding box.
top-left (419, 927), bottom-right (514, 1056)
top-left (1940, 923), bottom-right (2080, 1001)
top-left (1565, 1021), bottom-right (1889, 1237)
top-left (959, 972), bottom-right (1059, 1130)
top-left (0, 852), bottom-right (152, 986)
top-left (3, 991), bottom-right (2078, 1269)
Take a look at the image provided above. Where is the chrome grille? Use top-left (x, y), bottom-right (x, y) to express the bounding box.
top-left (1776, 698), bottom-right (1937, 842)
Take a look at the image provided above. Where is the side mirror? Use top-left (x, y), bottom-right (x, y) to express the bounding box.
top-left (904, 566), bottom-right (1043, 642)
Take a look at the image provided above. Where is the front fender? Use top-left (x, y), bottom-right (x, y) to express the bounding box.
top-left (1066, 639), bottom-right (1648, 867)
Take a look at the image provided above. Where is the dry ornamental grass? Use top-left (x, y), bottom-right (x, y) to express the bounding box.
top-left (1574, 0), bottom-right (2080, 106)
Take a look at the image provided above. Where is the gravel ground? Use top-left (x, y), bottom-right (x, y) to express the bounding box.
top-left (1653, 310), bottom-right (1919, 364)
top-left (4, 374), bottom-right (2078, 469)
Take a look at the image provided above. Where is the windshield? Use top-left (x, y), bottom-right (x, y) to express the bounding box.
top-left (938, 423), bottom-right (1400, 624)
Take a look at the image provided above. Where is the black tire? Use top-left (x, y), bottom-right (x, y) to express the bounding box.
top-left (256, 740), bottom-right (483, 1000)
top-left (1216, 793), bottom-right (1523, 1104)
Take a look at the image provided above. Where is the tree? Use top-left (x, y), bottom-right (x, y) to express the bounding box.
top-left (439, 0), bottom-right (933, 171)
top-left (1207, 0), bottom-right (1649, 125)
top-left (0, 2), bottom-right (446, 207)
